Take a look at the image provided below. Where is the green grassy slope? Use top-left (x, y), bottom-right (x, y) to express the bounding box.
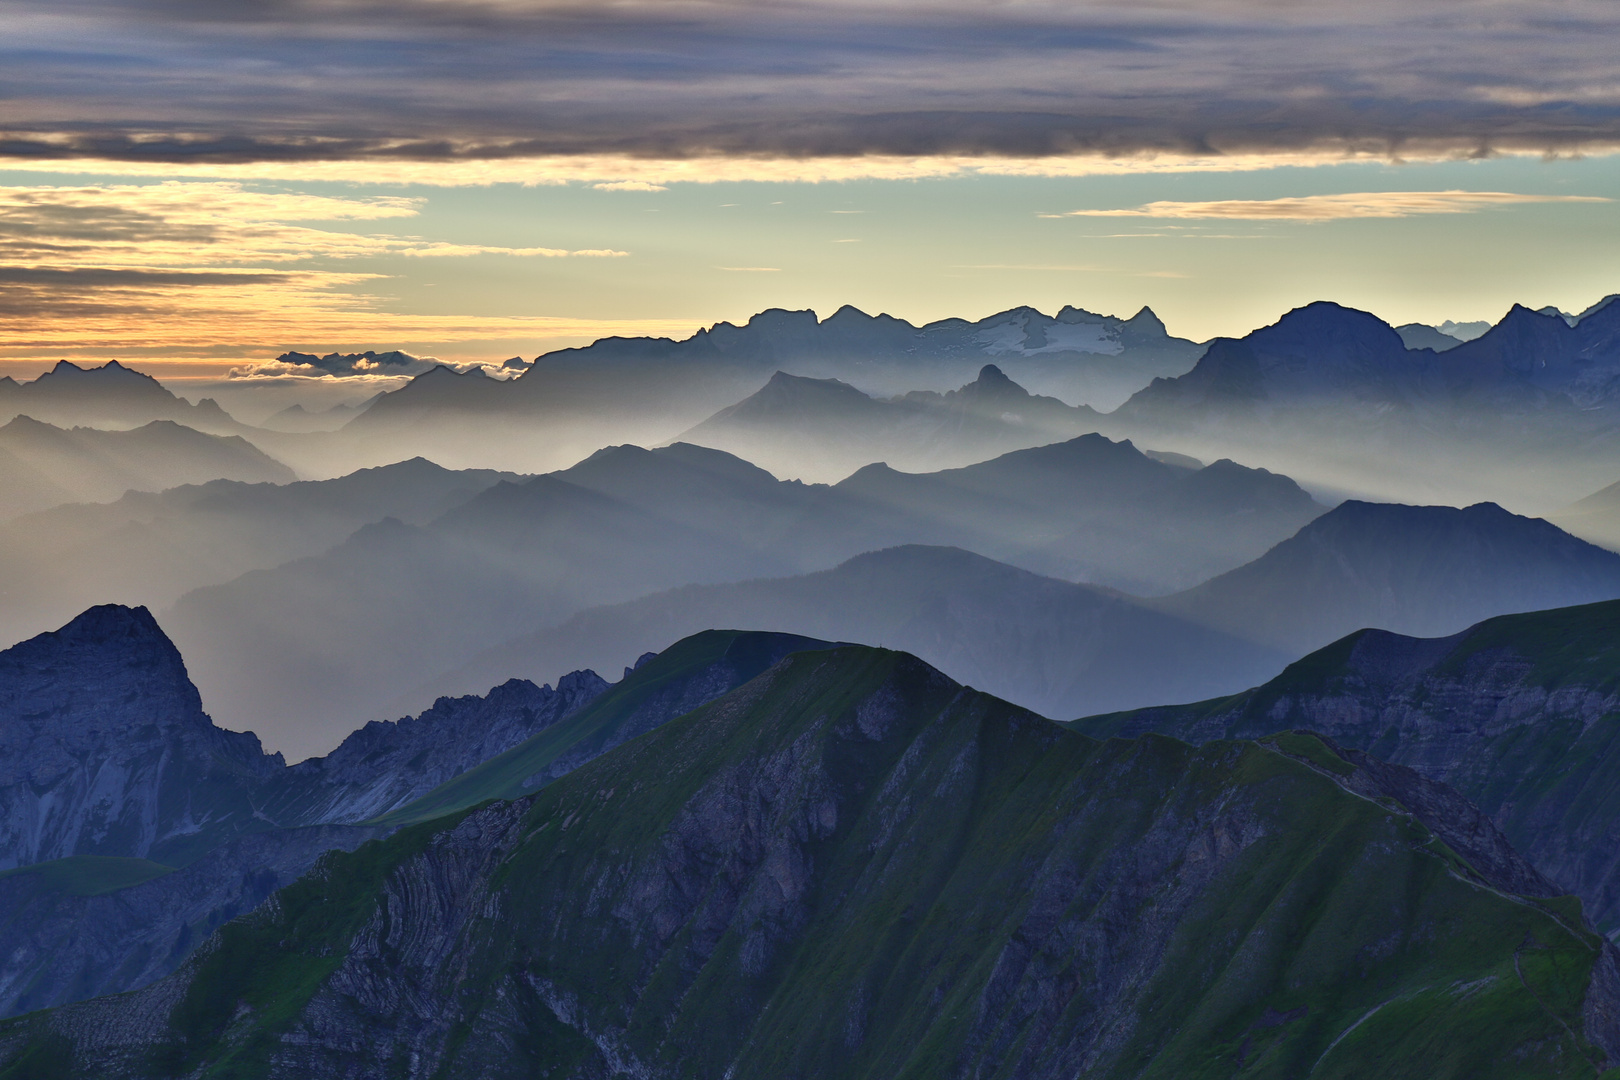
top-left (3, 644), bottom-right (1614, 1079)
top-left (373, 628), bottom-right (832, 826)
top-left (0, 856), bottom-right (174, 898)
top-left (1068, 598), bottom-right (1620, 933)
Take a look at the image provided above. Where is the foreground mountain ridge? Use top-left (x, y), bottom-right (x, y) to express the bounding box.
top-left (1073, 597), bottom-right (1620, 932)
top-left (2, 643), bottom-right (1614, 1078)
top-left (0, 611), bottom-right (837, 1017)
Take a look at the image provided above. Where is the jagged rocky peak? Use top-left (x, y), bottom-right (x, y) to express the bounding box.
top-left (0, 604), bottom-right (204, 728)
top-left (0, 605), bottom-right (278, 870)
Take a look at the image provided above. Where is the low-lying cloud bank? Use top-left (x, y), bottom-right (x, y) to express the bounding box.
top-left (1, 0), bottom-right (1618, 168)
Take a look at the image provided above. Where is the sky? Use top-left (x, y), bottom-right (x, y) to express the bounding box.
top-left (1, 0), bottom-right (1618, 382)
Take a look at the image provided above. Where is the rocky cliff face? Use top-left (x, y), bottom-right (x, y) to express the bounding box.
top-left (8, 646), bottom-right (1612, 1079)
top-left (1074, 598), bottom-right (1620, 932)
top-left (0, 611), bottom-right (803, 1021)
top-left (0, 605), bottom-right (281, 871)
top-left (265, 671), bottom-right (610, 826)
top-left (0, 604), bottom-right (614, 873)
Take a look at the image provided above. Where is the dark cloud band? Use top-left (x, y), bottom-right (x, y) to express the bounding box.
top-left (1, 1), bottom-right (1618, 162)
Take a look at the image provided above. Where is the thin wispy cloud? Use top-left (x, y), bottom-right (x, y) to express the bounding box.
top-left (0, 180), bottom-right (642, 367)
top-left (0, 183), bottom-right (625, 264)
top-left (1056, 191), bottom-right (1612, 221)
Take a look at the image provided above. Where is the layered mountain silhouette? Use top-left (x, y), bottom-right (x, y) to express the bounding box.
top-left (680, 364), bottom-right (1108, 480)
top-left (0, 416), bottom-right (293, 518)
top-left (257, 398), bottom-right (372, 433)
top-left (0, 361), bottom-right (240, 433)
top-left (834, 432), bottom-right (1319, 592)
top-left (4, 640), bottom-right (1612, 1077)
top-left (1394, 321), bottom-right (1467, 351)
top-left (149, 439), bottom-right (1317, 753)
top-left (1107, 300), bottom-right (1620, 509)
top-left (1119, 299), bottom-right (1620, 419)
top-left (357, 304), bottom-right (1201, 425)
top-left (332, 305), bottom-right (1202, 473)
top-left (0, 456), bottom-right (511, 647)
top-left (419, 545), bottom-right (1293, 724)
top-left (1074, 597), bottom-right (1620, 932)
top-left (1553, 476), bottom-right (1620, 552)
top-left (1155, 500), bottom-right (1620, 654)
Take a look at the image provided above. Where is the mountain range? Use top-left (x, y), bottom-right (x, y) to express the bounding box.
top-left (678, 365), bottom-right (1107, 480)
top-left (2, 636), bottom-right (1614, 1078)
top-left (1119, 298), bottom-right (1620, 420)
top-left (1108, 299), bottom-right (1620, 509)
top-left (418, 545), bottom-right (1293, 726)
top-left (328, 305), bottom-right (1204, 474)
top-left (0, 607), bottom-right (834, 1018)
top-left (1152, 500), bottom-right (1620, 654)
top-left (0, 456), bottom-right (511, 649)
top-left (146, 437), bottom-right (1317, 755)
top-left (0, 362), bottom-right (241, 435)
top-left (0, 416), bottom-right (294, 519)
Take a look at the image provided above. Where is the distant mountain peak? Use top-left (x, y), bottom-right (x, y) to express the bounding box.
top-left (418, 364), bottom-right (493, 382)
top-left (954, 363), bottom-right (1027, 400)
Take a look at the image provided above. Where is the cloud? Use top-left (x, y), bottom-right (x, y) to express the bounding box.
top-left (592, 181), bottom-right (668, 192)
top-left (1056, 191), bottom-right (1612, 221)
top-left (1, 0), bottom-right (1619, 170)
top-left (0, 180), bottom-right (664, 370)
top-left (0, 182), bottom-right (624, 264)
top-left (268, 349), bottom-right (438, 377)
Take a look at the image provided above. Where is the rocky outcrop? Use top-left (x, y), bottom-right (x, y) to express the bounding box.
top-left (0, 604), bottom-right (614, 1020)
top-left (266, 671), bottom-right (610, 825)
top-left (0, 604), bottom-right (281, 871)
top-left (6, 646), bottom-right (1608, 1079)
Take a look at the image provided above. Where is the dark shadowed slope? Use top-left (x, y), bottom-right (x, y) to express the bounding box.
top-left (4, 644), bottom-right (1614, 1078)
top-left (1156, 500), bottom-right (1620, 654)
top-left (0, 457), bottom-right (511, 648)
top-left (1073, 597), bottom-right (1620, 933)
top-left (412, 545), bottom-right (1293, 726)
top-left (380, 628), bottom-right (838, 825)
top-left (0, 827), bottom-right (382, 1020)
top-left (0, 606), bottom-right (282, 871)
top-left (0, 417), bottom-right (293, 518)
top-left (0, 604), bottom-right (611, 873)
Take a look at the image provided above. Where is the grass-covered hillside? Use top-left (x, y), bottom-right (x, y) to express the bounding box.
top-left (1071, 598), bottom-right (1620, 933)
top-left (4, 641), bottom-right (1616, 1079)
